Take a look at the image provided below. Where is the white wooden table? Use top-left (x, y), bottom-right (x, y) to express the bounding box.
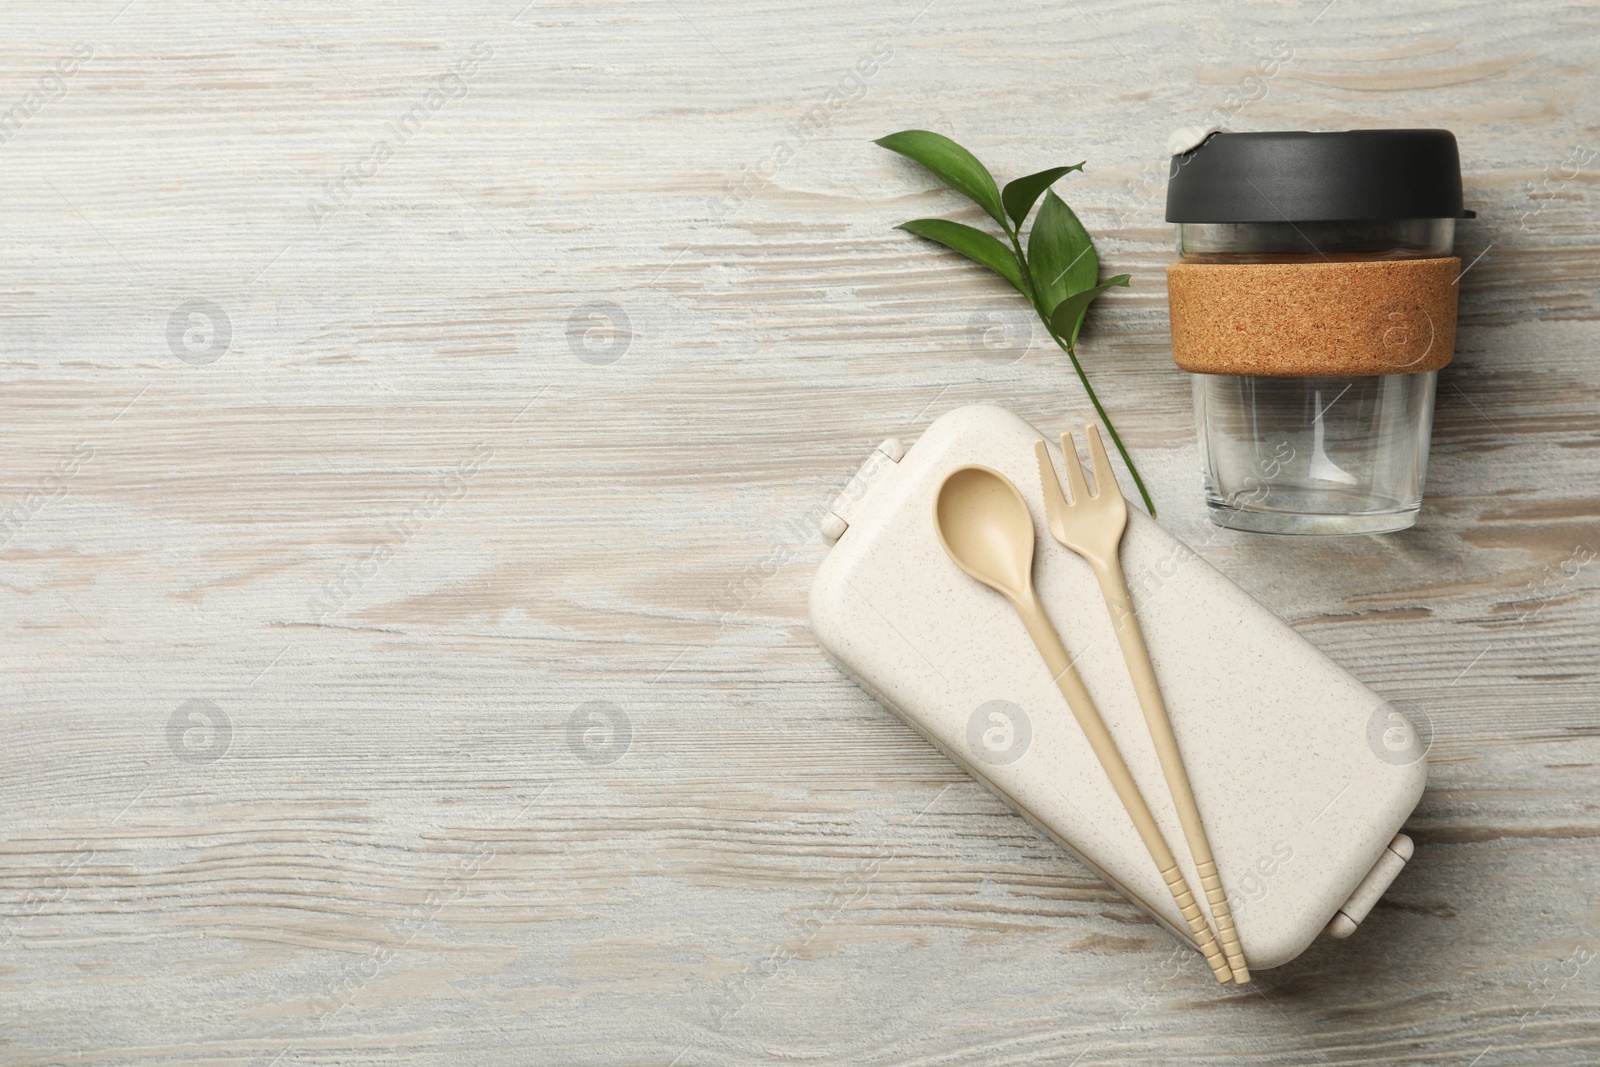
top-left (4, 2), bottom-right (1598, 1063)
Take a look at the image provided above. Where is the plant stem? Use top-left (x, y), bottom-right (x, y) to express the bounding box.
top-left (1005, 217), bottom-right (1155, 516)
top-left (1045, 325), bottom-right (1157, 517)
top-left (1003, 227), bottom-right (1039, 307)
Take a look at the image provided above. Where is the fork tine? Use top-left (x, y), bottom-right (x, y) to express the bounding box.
top-left (1085, 424), bottom-right (1116, 500)
top-left (1034, 440), bottom-right (1071, 532)
top-left (1060, 432), bottom-right (1090, 505)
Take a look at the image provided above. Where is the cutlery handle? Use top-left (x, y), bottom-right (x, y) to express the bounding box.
top-left (1012, 590), bottom-right (1233, 984)
top-left (1093, 563), bottom-right (1252, 984)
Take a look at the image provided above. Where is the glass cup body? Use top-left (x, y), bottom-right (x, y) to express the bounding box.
top-left (1178, 219), bottom-right (1455, 535)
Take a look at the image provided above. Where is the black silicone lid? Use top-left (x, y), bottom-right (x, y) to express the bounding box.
top-left (1165, 129), bottom-right (1473, 223)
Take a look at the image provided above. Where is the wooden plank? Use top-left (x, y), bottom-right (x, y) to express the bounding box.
top-left (2, 0), bottom-right (1598, 1063)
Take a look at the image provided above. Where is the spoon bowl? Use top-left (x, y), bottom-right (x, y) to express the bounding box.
top-left (933, 465), bottom-right (1036, 602)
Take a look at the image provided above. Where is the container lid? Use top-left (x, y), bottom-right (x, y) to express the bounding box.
top-left (1165, 130), bottom-right (1474, 223)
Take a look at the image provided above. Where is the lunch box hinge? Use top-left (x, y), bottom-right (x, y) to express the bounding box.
top-left (1325, 833), bottom-right (1413, 939)
top-left (821, 438), bottom-right (905, 543)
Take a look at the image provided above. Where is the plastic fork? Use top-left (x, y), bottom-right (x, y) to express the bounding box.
top-left (1035, 426), bottom-right (1252, 985)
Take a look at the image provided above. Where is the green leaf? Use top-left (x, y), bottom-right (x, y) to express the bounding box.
top-left (875, 130), bottom-right (1006, 229)
top-left (1027, 190), bottom-right (1099, 319)
top-left (872, 137), bottom-right (1157, 515)
top-left (1047, 274), bottom-right (1132, 347)
top-left (897, 219), bottom-right (1026, 294)
top-left (1001, 163), bottom-right (1085, 229)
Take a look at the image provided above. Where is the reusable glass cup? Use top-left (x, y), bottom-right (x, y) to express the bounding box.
top-left (1164, 131), bottom-right (1473, 534)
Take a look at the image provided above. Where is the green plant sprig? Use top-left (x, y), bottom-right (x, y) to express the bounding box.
top-left (874, 129), bottom-right (1153, 516)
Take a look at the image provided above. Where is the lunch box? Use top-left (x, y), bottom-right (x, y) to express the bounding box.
top-left (808, 404), bottom-right (1427, 970)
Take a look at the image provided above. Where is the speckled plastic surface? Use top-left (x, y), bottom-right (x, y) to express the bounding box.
top-left (809, 405), bottom-right (1428, 970)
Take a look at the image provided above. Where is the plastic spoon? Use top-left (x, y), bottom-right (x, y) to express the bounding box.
top-left (933, 465), bottom-right (1233, 984)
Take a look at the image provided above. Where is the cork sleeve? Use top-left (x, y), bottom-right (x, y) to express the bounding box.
top-left (1166, 257), bottom-right (1459, 376)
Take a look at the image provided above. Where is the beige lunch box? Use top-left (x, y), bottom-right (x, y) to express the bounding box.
top-left (808, 404), bottom-right (1427, 970)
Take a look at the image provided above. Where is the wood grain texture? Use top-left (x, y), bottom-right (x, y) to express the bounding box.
top-left (2, 1), bottom-right (1598, 1063)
